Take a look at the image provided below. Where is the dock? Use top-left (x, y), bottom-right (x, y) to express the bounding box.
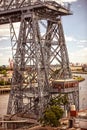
top-left (0, 87), bottom-right (10, 94)
top-left (0, 117), bottom-right (39, 130)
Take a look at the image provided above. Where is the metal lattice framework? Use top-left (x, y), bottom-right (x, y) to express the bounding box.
top-left (0, 0), bottom-right (79, 118)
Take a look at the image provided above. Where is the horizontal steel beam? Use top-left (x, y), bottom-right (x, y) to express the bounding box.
top-left (0, 1), bottom-right (72, 25)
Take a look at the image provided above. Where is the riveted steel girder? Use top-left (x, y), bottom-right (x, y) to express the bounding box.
top-left (4, 0), bottom-right (79, 119)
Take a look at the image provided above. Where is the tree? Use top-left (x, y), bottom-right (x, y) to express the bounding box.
top-left (40, 94), bottom-right (69, 127)
top-left (1, 70), bottom-right (7, 77)
top-left (0, 79), bottom-right (5, 85)
top-left (40, 105), bottom-right (64, 127)
top-left (50, 94), bottom-right (69, 110)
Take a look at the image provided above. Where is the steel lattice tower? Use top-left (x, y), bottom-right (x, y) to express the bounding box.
top-left (0, 0), bottom-right (79, 118)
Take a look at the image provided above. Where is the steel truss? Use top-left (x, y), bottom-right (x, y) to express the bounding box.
top-left (0, 0), bottom-right (78, 118)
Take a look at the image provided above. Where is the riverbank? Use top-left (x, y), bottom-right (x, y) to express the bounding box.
top-left (28, 126), bottom-right (81, 130)
top-left (72, 71), bottom-right (87, 74)
top-left (0, 85), bottom-right (10, 94)
top-left (0, 87), bottom-right (10, 94)
top-left (73, 75), bottom-right (85, 82)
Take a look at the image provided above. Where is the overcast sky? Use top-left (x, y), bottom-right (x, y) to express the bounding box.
top-left (0, 0), bottom-right (87, 65)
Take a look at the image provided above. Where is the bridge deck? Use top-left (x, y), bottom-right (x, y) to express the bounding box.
top-left (0, 0), bottom-right (72, 25)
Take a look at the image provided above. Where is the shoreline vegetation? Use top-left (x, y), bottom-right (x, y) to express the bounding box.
top-left (0, 65), bottom-right (86, 87)
top-left (72, 75), bottom-right (85, 82)
top-left (72, 71), bottom-right (87, 74)
top-left (0, 75), bottom-right (85, 88)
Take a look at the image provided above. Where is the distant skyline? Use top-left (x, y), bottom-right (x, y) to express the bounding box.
top-left (0, 0), bottom-right (87, 65)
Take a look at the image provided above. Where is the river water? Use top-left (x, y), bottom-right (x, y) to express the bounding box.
top-left (0, 94), bottom-right (9, 117)
top-left (78, 74), bottom-right (87, 110)
top-left (0, 74), bottom-right (87, 117)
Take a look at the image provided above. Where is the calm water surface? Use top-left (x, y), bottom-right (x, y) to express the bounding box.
top-left (0, 94), bottom-right (9, 117)
top-left (0, 74), bottom-right (87, 116)
top-left (78, 74), bottom-right (87, 110)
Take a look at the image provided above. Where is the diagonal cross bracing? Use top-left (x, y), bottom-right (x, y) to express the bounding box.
top-left (0, 0), bottom-right (79, 118)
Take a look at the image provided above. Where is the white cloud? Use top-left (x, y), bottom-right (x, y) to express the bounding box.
top-left (77, 4), bottom-right (82, 7)
top-left (0, 46), bottom-right (11, 50)
top-left (0, 57), bottom-right (10, 65)
top-left (79, 40), bottom-right (87, 43)
top-left (62, 0), bottom-right (77, 2)
top-left (78, 45), bottom-right (85, 48)
top-left (76, 39), bottom-right (87, 48)
top-left (65, 36), bottom-right (87, 50)
top-left (0, 36), bottom-right (9, 41)
top-left (0, 25), bottom-right (10, 36)
top-left (69, 48), bottom-right (87, 64)
top-left (0, 23), bottom-right (20, 37)
top-left (52, 0), bottom-right (78, 3)
top-left (0, 53), bottom-right (3, 56)
top-left (0, 49), bottom-right (12, 65)
top-left (65, 35), bottom-right (77, 42)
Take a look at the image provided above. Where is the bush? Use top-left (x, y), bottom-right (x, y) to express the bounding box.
top-left (42, 108), bottom-right (58, 127)
top-left (40, 94), bottom-right (69, 127)
top-left (40, 105), bottom-right (63, 127)
top-left (1, 70), bottom-right (7, 76)
top-left (0, 80), bottom-right (11, 86)
top-left (0, 80), bottom-right (5, 85)
top-left (40, 100), bottom-right (64, 127)
top-left (50, 94), bottom-right (69, 109)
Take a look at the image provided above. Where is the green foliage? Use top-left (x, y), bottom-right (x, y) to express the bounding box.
top-left (0, 66), bottom-right (7, 76)
top-left (0, 66), bottom-right (7, 71)
top-left (49, 94), bottom-right (69, 107)
top-left (1, 70), bottom-right (7, 76)
top-left (40, 94), bottom-right (69, 127)
top-left (40, 105), bottom-right (63, 127)
top-left (61, 94), bottom-right (69, 106)
top-left (40, 94), bottom-right (70, 127)
top-left (73, 75), bottom-right (85, 82)
top-left (0, 79), bottom-right (5, 85)
top-left (50, 105), bottom-right (64, 121)
top-left (42, 108), bottom-right (58, 127)
top-left (0, 79), bottom-right (11, 86)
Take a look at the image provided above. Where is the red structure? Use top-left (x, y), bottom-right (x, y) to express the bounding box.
top-left (51, 79), bottom-right (79, 110)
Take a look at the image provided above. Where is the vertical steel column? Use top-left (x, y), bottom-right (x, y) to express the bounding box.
top-left (7, 18), bottom-right (26, 114)
top-left (7, 1), bottom-right (79, 118)
top-left (7, 13), bottom-right (50, 117)
top-left (58, 19), bottom-right (72, 79)
top-left (32, 12), bottom-right (50, 117)
top-left (44, 18), bottom-right (72, 80)
top-left (7, 19), bottom-right (18, 114)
